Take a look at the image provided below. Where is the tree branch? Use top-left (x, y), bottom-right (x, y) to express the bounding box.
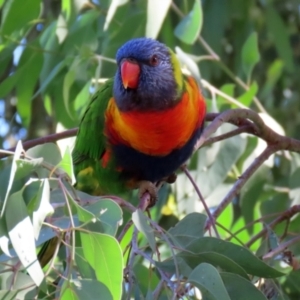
top-left (262, 235), bottom-right (300, 260)
top-left (246, 205), bottom-right (300, 248)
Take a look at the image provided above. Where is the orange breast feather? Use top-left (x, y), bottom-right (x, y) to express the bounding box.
top-left (105, 77), bottom-right (206, 156)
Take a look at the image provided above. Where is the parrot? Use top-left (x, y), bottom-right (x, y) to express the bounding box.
top-left (38, 37), bottom-right (206, 267)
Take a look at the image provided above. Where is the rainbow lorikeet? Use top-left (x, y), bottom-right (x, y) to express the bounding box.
top-left (38, 38), bottom-right (206, 267)
top-left (73, 37), bottom-right (206, 199)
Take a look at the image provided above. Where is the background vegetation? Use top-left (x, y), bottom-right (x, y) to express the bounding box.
top-left (0, 0), bottom-right (300, 299)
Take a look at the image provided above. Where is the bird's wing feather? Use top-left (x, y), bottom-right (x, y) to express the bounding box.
top-left (72, 78), bottom-right (114, 166)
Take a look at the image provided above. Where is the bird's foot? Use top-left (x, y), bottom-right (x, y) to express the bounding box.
top-left (137, 180), bottom-right (158, 208)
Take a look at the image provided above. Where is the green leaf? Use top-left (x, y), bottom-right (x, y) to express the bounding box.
top-left (221, 272), bottom-right (268, 300)
top-left (86, 199), bottom-right (123, 236)
top-left (5, 190), bottom-right (44, 286)
top-left (76, 203), bottom-right (95, 224)
top-left (242, 32), bottom-right (260, 80)
top-left (185, 237), bottom-right (283, 278)
top-left (7, 272), bottom-right (36, 299)
top-left (289, 168), bottom-right (300, 205)
top-left (146, 0), bottom-right (172, 38)
top-left (241, 165), bottom-right (269, 233)
top-left (32, 60), bottom-right (66, 98)
top-left (74, 80), bottom-right (91, 114)
top-left (27, 143), bottom-right (62, 179)
top-left (180, 251), bottom-right (249, 279)
top-left (221, 84), bottom-right (235, 97)
top-left (133, 264), bottom-right (160, 292)
top-left (15, 158), bottom-right (43, 179)
top-left (1, 141), bottom-right (23, 216)
top-left (168, 212), bottom-right (207, 247)
top-left (57, 146), bottom-right (75, 184)
top-left (60, 283), bottom-right (79, 300)
top-left (0, 70), bottom-right (21, 98)
top-left (261, 59), bottom-right (284, 98)
top-left (174, 0), bottom-right (203, 44)
top-left (27, 179), bottom-right (53, 239)
top-left (104, 0), bottom-right (129, 31)
top-left (0, 291), bottom-right (19, 300)
top-left (188, 263), bottom-right (231, 300)
top-left (75, 247), bottom-right (96, 279)
top-left (63, 69), bottom-right (76, 120)
top-left (16, 50), bottom-right (43, 127)
top-left (0, 216), bottom-right (10, 256)
top-left (196, 131), bottom-right (247, 198)
top-left (61, 279), bottom-right (113, 300)
top-left (266, 5), bottom-right (294, 72)
top-left (237, 81), bottom-right (258, 107)
top-left (1, 0), bottom-right (41, 35)
top-left (76, 197), bottom-right (122, 236)
top-left (132, 209), bottom-right (156, 252)
top-left (80, 232), bottom-right (123, 300)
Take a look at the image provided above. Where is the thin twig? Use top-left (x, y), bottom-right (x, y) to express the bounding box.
top-left (262, 235), bottom-right (300, 260)
top-left (58, 179), bottom-right (75, 265)
top-left (216, 62), bottom-right (267, 113)
top-left (149, 219), bottom-right (180, 284)
top-left (202, 79), bottom-right (248, 109)
top-left (246, 205), bottom-right (300, 247)
top-left (182, 166), bottom-right (220, 238)
top-left (0, 128), bottom-right (78, 158)
top-left (202, 125), bottom-right (253, 147)
top-left (125, 226), bottom-right (139, 299)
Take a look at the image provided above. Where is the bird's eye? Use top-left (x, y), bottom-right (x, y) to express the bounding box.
top-left (149, 55), bottom-right (159, 66)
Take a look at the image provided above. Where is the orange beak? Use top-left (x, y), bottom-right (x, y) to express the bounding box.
top-left (121, 59), bottom-right (140, 89)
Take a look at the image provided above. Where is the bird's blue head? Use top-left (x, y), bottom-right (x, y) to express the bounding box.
top-left (113, 38), bottom-right (184, 111)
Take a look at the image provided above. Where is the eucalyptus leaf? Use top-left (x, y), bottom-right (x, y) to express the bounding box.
top-left (1, 0), bottom-right (41, 35)
top-left (221, 272), bottom-right (268, 300)
top-left (5, 190), bottom-right (44, 286)
top-left (174, 0), bottom-right (203, 44)
top-left (188, 263), bottom-right (231, 300)
top-left (242, 32), bottom-right (260, 80)
top-left (80, 232), bottom-right (123, 300)
top-left (185, 237), bottom-right (283, 278)
top-left (146, 0), bottom-right (171, 39)
top-left (132, 209), bottom-right (156, 253)
top-left (168, 212), bottom-right (207, 247)
top-left (1, 141), bottom-right (23, 216)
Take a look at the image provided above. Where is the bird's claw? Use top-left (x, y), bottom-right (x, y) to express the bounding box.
top-left (138, 180), bottom-right (158, 208)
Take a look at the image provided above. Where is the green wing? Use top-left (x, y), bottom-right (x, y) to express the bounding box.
top-left (73, 78), bottom-right (113, 165)
top-left (72, 78), bottom-right (123, 195)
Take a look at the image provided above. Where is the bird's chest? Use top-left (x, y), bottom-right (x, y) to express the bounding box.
top-left (105, 97), bottom-right (199, 157)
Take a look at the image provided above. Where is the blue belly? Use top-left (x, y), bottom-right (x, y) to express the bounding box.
top-left (112, 125), bottom-right (203, 182)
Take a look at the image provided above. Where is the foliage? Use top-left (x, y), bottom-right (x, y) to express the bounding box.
top-left (0, 0), bottom-right (300, 299)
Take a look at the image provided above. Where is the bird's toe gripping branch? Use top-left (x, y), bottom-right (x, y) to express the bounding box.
top-left (137, 180), bottom-right (158, 208)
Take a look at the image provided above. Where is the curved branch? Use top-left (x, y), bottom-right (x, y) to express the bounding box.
top-left (0, 128), bottom-right (78, 159)
top-left (198, 110), bottom-right (300, 154)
